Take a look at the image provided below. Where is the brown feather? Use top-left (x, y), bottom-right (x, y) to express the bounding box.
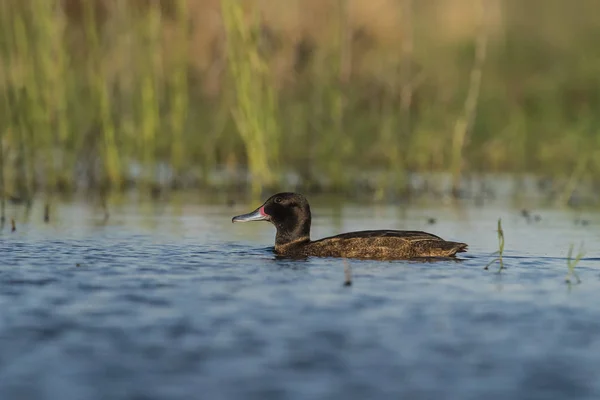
top-left (276, 230), bottom-right (468, 260)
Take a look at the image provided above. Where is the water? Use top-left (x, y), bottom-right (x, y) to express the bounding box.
top-left (2, 198), bottom-right (600, 400)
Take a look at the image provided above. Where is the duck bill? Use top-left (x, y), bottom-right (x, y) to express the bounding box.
top-left (232, 206), bottom-right (269, 223)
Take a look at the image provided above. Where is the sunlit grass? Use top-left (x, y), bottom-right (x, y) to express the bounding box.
top-left (221, 0), bottom-right (280, 198)
top-left (0, 123), bottom-right (4, 224)
top-left (167, 0), bottom-right (190, 179)
top-left (0, 1), bottom-right (599, 197)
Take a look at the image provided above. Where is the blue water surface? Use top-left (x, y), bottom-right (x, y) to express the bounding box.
top-left (1, 199), bottom-right (600, 400)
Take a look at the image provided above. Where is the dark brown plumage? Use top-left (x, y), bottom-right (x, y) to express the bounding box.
top-left (232, 192), bottom-right (468, 260)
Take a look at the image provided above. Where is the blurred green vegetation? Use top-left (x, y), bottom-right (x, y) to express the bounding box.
top-left (1, 0), bottom-right (600, 200)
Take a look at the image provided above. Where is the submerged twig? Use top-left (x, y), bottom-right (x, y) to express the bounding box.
top-left (44, 203), bottom-right (50, 223)
top-left (484, 218), bottom-right (505, 272)
top-left (11, 218), bottom-right (16, 232)
top-left (565, 243), bottom-right (584, 284)
top-left (343, 259), bottom-right (352, 287)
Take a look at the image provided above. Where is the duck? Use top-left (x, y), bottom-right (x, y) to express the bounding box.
top-left (232, 192), bottom-right (467, 260)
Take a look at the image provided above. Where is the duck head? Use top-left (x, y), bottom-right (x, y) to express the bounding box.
top-left (232, 192), bottom-right (311, 246)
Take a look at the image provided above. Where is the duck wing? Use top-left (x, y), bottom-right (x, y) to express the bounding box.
top-left (316, 230), bottom-right (444, 242)
top-left (306, 230), bottom-right (467, 259)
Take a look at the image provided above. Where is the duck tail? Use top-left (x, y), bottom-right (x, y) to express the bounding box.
top-left (441, 241), bottom-right (468, 257)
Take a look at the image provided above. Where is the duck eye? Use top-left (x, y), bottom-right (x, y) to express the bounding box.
top-left (274, 197), bottom-right (282, 204)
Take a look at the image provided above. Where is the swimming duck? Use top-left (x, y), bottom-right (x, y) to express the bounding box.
top-left (232, 192), bottom-right (467, 260)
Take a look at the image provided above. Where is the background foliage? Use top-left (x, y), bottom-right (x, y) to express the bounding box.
top-left (1, 0), bottom-right (599, 199)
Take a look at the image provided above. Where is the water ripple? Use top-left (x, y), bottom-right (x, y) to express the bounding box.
top-left (1, 204), bottom-right (600, 399)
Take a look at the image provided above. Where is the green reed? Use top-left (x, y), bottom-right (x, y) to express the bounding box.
top-left (565, 244), bottom-right (584, 284)
top-left (4, 5), bottom-right (33, 200)
top-left (324, 0), bottom-right (350, 190)
top-left (0, 120), bottom-right (4, 224)
top-left (0, 1), bottom-right (598, 197)
top-left (221, 0), bottom-right (280, 198)
top-left (485, 218), bottom-right (505, 272)
top-left (451, 0), bottom-right (488, 196)
top-left (0, 9), bottom-right (12, 204)
top-left (83, 0), bottom-right (122, 189)
top-left (168, 0), bottom-right (190, 178)
top-left (138, 3), bottom-right (162, 187)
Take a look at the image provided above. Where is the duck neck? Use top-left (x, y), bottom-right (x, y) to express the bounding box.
top-left (275, 218), bottom-right (311, 247)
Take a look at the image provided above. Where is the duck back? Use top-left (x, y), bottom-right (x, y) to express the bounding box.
top-left (276, 230), bottom-right (467, 260)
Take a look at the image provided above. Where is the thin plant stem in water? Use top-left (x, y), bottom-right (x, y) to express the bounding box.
top-left (484, 218), bottom-right (505, 272)
top-left (343, 259), bottom-right (352, 287)
top-left (565, 243), bottom-right (584, 284)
